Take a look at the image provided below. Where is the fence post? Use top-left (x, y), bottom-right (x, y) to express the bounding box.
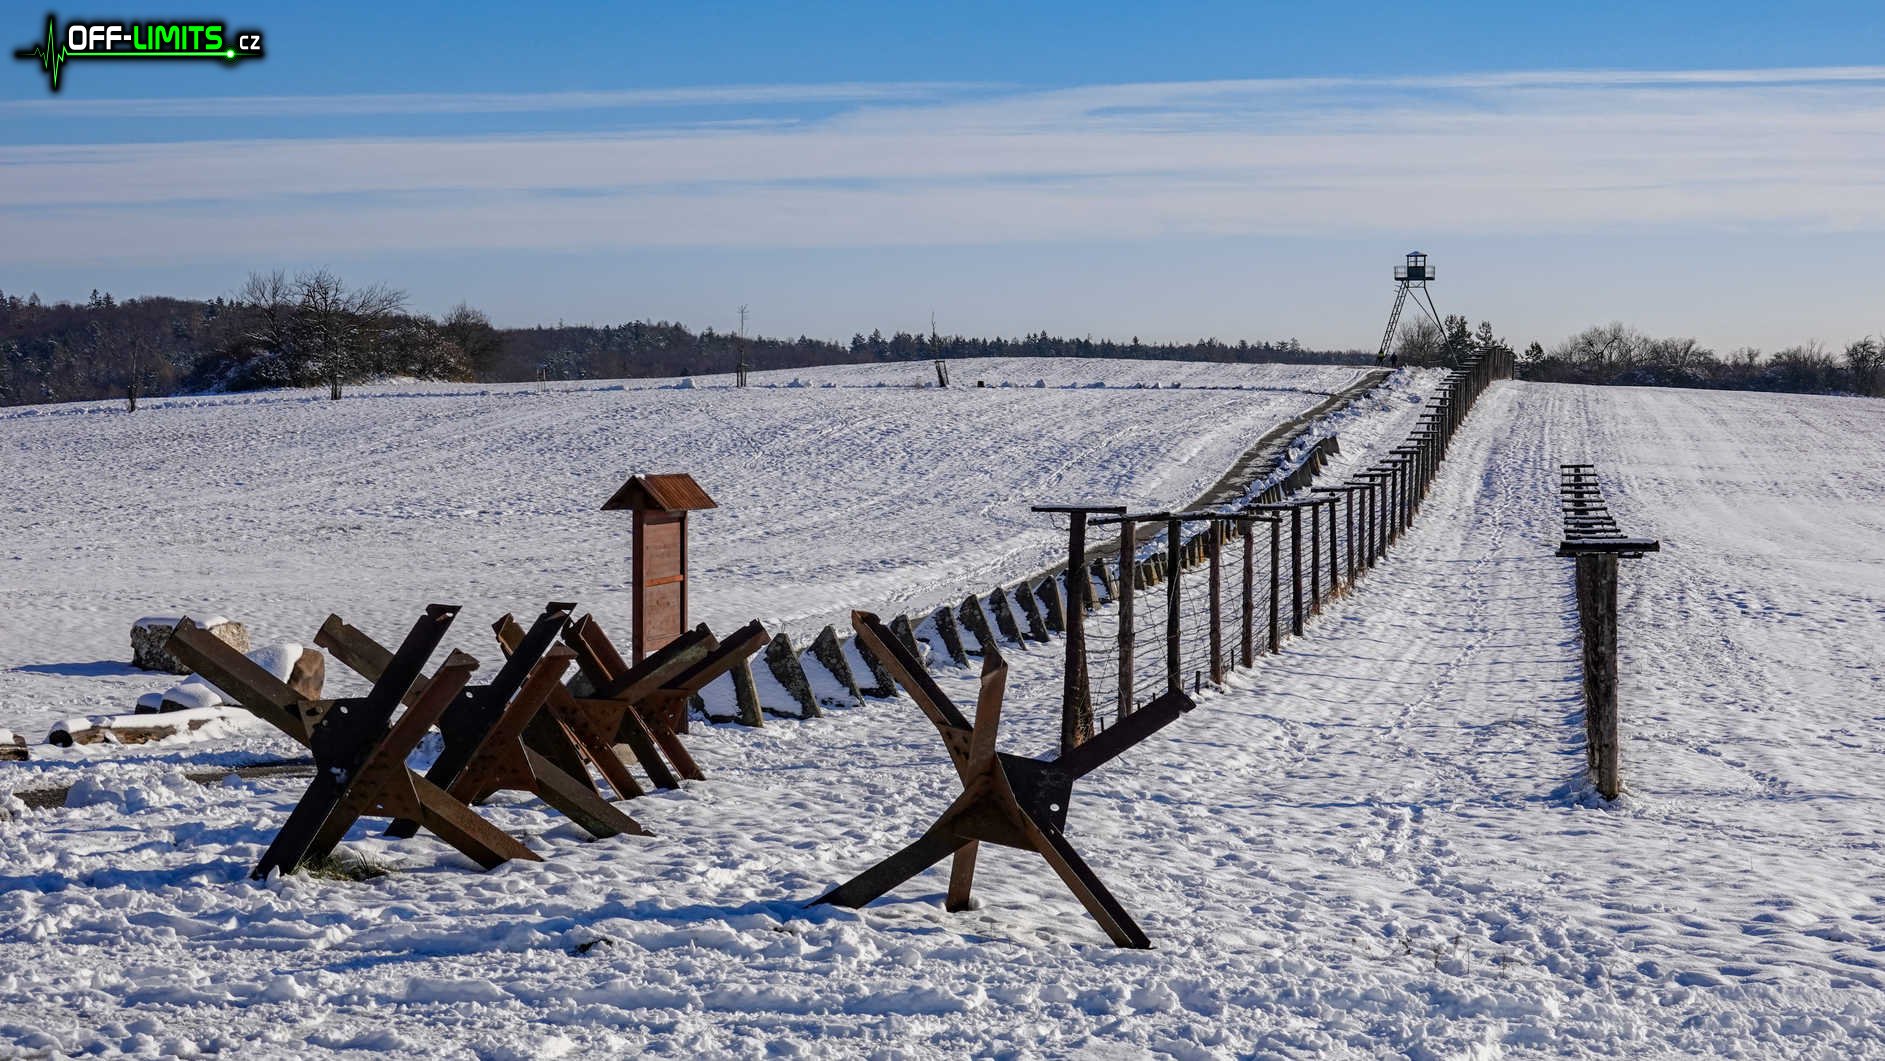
top-left (1389, 464), bottom-right (1401, 539)
top-left (1391, 450), bottom-right (1420, 528)
top-left (1118, 517), bottom-right (1136, 721)
top-left (1166, 516), bottom-right (1183, 694)
top-left (1421, 434), bottom-right (1436, 499)
top-left (1362, 475), bottom-right (1385, 565)
top-left (1240, 517), bottom-right (1255, 666)
top-left (1308, 501), bottom-right (1322, 612)
top-left (1343, 489), bottom-right (1357, 586)
top-left (1268, 516), bottom-right (1281, 653)
top-left (1392, 449), bottom-right (1416, 520)
top-left (1063, 512), bottom-right (1091, 753)
top-left (1037, 502), bottom-right (1130, 741)
top-left (1414, 431), bottom-right (1437, 503)
top-left (1399, 457), bottom-right (1414, 534)
top-left (1325, 497), bottom-right (1340, 597)
top-left (1378, 474), bottom-right (1390, 557)
top-left (1586, 553), bottom-right (1621, 798)
top-left (1386, 462), bottom-right (1404, 542)
top-left (1208, 520), bottom-right (1224, 684)
top-left (1366, 476), bottom-right (1383, 564)
top-left (1290, 506), bottom-right (1304, 636)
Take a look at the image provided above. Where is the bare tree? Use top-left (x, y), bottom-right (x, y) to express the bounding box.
top-left (1393, 317), bottom-right (1443, 364)
top-left (292, 269), bottom-right (406, 399)
top-left (1553, 322), bottom-right (1645, 373)
top-left (1767, 341), bottom-right (1841, 393)
top-left (236, 269), bottom-right (295, 356)
top-left (226, 269), bottom-right (303, 389)
top-left (1845, 336), bottom-right (1883, 397)
top-left (439, 302), bottom-right (501, 377)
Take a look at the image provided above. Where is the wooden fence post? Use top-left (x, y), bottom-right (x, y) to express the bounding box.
top-left (1240, 517), bottom-right (1255, 667)
top-left (1394, 460), bottom-right (1406, 534)
top-left (1166, 517), bottom-right (1183, 693)
top-left (1362, 478), bottom-right (1380, 567)
top-left (1385, 463), bottom-right (1403, 542)
top-left (1308, 501), bottom-right (1322, 611)
top-left (1400, 458), bottom-right (1415, 534)
top-left (1064, 513), bottom-right (1091, 752)
top-left (1119, 517), bottom-right (1136, 720)
top-left (1290, 506), bottom-right (1304, 636)
top-left (1207, 521), bottom-right (1223, 684)
top-left (1326, 497), bottom-right (1341, 593)
top-left (1034, 502), bottom-right (1127, 747)
top-left (1586, 553), bottom-right (1621, 798)
top-left (1374, 474), bottom-right (1390, 557)
top-left (1268, 516), bottom-right (1282, 653)
top-left (1345, 488), bottom-right (1358, 585)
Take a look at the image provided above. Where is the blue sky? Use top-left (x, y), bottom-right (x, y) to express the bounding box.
top-left (5, 2), bottom-right (1885, 351)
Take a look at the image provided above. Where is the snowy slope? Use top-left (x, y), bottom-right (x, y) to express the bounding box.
top-left (1, 377), bottom-right (1881, 1057)
top-left (0, 358), bottom-right (1372, 736)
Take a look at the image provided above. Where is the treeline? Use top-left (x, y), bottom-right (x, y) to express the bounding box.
top-left (0, 272), bottom-right (1367, 407)
top-left (499, 324), bottom-right (1370, 383)
top-left (5, 272), bottom-right (1881, 407)
top-left (0, 271), bottom-right (500, 406)
top-left (1513, 321), bottom-right (1884, 397)
top-left (1391, 314), bottom-right (1885, 396)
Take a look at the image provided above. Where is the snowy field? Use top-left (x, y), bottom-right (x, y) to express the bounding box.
top-left (0, 357), bottom-right (1375, 737)
top-left (3, 371), bottom-right (1884, 1057)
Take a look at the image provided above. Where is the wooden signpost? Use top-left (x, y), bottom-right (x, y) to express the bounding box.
top-left (813, 611), bottom-right (1195, 948)
top-left (602, 473), bottom-right (717, 663)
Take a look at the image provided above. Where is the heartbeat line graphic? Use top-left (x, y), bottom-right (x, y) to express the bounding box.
top-left (13, 15), bottom-right (260, 91)
top-left (13, 15), bottom-right (68, 90)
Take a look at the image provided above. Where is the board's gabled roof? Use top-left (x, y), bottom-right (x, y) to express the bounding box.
top-left (603, 473), bottom-right (717, 512)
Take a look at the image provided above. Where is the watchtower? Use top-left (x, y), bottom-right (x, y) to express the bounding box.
top-left (1377, 251), bottom-right (1442, 364)
top-left (602, 473), bottom-right (717, 662)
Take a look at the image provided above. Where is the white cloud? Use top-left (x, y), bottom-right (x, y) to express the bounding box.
top-left (6, 67), bottom-right (1885, 264)
top-left (0, 81), bottom-right (993, 118)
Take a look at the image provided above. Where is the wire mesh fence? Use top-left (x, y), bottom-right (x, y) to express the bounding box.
top-left (1021, 349), bottom-right (1515, 749)
top-left (1076, 512), bottom-right (1308, 727)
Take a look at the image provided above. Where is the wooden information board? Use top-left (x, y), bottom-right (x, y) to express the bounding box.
top-left (602, 473), bottom-right (717, 663)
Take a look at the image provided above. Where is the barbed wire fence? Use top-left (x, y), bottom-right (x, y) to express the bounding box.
top-left (1017, 350), bottom-right (1513, 756)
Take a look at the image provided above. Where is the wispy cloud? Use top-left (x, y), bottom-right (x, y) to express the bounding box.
top-left (6, 68), bottom-right (1885, 264)
top-left (0, 81), bottom-right (995, 118)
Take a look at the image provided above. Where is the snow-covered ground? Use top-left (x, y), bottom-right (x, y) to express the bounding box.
top-left (3, 372), bottom-right (1883, 1058)
top-left (0, 357), bottom-right (1375, 738)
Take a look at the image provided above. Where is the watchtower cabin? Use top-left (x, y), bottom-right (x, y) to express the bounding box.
top-left (602, 473), bottom-right (717, 663)
top-left (1394, 251), bottom-right (1433, 283)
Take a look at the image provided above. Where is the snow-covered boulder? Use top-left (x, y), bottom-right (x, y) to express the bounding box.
top-left (133, 642), bottom-right (323, 714)
top-left (245, 642), bottom-right (325, 700)
top-left (158, 680), bottom-right (223, 713)
top-left (130, 614), bottom-right (249, 674)
top-left (0, 730), bottom-right (25, 761)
